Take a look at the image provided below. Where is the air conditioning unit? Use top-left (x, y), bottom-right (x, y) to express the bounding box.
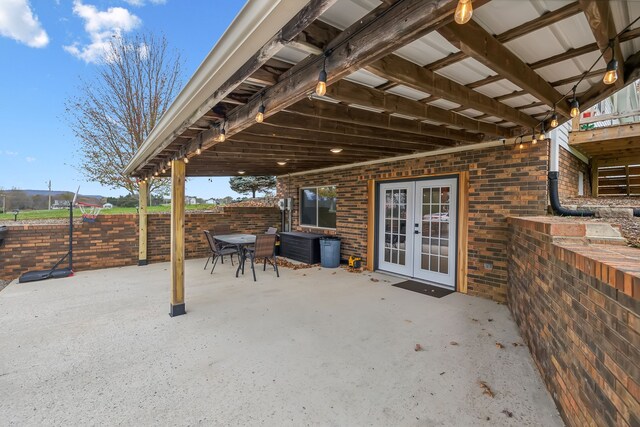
top-left (278, 198), bottom-right (292, 211)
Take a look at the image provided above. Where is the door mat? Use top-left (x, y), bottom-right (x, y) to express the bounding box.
top-left (392, 280), bottom-right (454, 298)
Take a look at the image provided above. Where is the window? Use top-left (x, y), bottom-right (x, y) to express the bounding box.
top-left (300, 186), bottom-right (337, 229)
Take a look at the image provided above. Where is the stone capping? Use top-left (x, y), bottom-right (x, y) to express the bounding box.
top-left (509, 216), bottom-right (640, 300)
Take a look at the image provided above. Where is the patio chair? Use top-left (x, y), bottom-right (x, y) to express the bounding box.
top-left (238, 233), bottom-right (279, 282)
top-left (203, 230), bottom-right (236, 273)
top-left (210, 223), bottom-right (236, 263)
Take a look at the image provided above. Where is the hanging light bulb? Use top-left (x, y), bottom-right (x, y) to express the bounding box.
top-left (196, 144), bottom-right (202, 155)
top-left (183, 155), bottom-right (189, 164)
top-left (550, 112), bottom-right (558, 128)
top-left (167, 159), bottom-right (171, 168)
top-left (570, 99), bottom-right (580, 118)
top-left (154, 170), bottom-right (159, 176)
top-left (454, 0), bottom-right (473, 25)
top-left (162, 167), bottom-right (166, 174)
top-left (256, 100), bottom-right (265, 123)
top-left (219, 127), bottom-right (226, 142)
top-left (603, 58), bottom-right (618, 85)
top-left (537, 124), bottom-right (545, 142)
top-left (316, 56), bottom-right (328, 96)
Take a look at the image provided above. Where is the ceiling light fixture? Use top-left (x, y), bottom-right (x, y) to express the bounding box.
top-left (238, 170), bottom-right (245, 175)
top-left (277, 161), bottom-right (287, 166)
top-left (330, 148), bottom-right (343, 153)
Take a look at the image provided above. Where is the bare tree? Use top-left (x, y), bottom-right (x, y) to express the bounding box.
top-left (66, 33), bottom-right (182, 195)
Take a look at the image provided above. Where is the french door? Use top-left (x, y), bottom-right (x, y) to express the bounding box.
top-left (378, 178), bottom-right (457, 289)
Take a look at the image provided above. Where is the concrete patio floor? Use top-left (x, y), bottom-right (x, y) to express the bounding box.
top-left (0, 259), bottom-right (563, 426)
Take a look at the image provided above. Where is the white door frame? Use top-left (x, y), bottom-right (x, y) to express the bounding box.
top-left (376, 177), bottom-right (458, 290)
top-left (378, 182), bottom-right (414, 276)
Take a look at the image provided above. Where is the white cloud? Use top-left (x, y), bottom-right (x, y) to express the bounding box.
top-left (64, 1), bottom-right (141, 63)
top-left (25, 156), bottom-right (36, 163)
top-left (3, 151), bottom-right (18, 156)
top-left (0, 0), bottom-right (49, 48)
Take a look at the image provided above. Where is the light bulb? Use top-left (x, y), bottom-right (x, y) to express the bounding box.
top-left (330, 148), bottom-right (343, 153)
top-left (219, 128), bottom-right (226, 142)
top-left (538, 133), bottom-right (545, 141)
top-left (316, 69), bottom-right (327, 96)
top-left (519, 142), bottom-right (524, 149)
top-left (256, 104), bottom-right (265, 123)
top-left (162, 168), bottom-right (166, 173)
top-left (550, 113), bottom-right (558, 128)
top-left (196, 146), bottom-right (201, 155)
top-left (238, 170), bottom-right (245, 175)
top-left (167, 160), bottom-right (171, 167)
top-left (570, 99), bottom-right (580, 118)
top-left (277, 161), bottom-right (287, 166)
top-left (183, 157), bottom-right (189, 164)
top-left (154, 171), bottom-right (159, 176)
top-left (454, 0), bottom-right (473, 25)
top-left (603, 58), bottom-right (618, 85)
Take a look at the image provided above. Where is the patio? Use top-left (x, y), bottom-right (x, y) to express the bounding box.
top-left (0, 259), bottom-right (561, 425)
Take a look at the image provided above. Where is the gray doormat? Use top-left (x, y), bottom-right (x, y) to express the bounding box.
top-left (392, 280), bottom-right (455, 298)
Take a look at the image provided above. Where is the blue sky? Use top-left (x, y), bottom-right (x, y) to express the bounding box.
top-left (0, 0), bottom-right (246, 199)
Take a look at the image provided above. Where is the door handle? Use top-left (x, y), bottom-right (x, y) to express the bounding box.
top-left (414, 230), bottom-right (420, 234)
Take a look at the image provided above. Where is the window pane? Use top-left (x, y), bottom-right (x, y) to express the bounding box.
top-left (318, 186), bottom-right (337, 228)
top-left (300, 188), bottom-right (317, 226)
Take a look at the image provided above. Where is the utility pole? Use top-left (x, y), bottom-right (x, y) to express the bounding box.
top-left (47, 180), bottom-right (52, 210)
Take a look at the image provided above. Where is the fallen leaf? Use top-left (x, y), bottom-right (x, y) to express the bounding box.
top-left (495, 342), bottom-right (505, 349)
top-left (502, 409), bottom-right (513, 418)
top-left (449, 341), bottom-right (459, 346)
top-left (487, 333), bottom-right (492, 337)
top-left (414, 344), bottom-right (424, 352)
top-left (471, 318), bottom-right (479, 322)
top-left (479, 381), bottom-right (495, 398)
top-left (370, 278), bottom-right (380, 282)
top-left (404, 319), bottom-right (413, 323)
top-left (512, 342), bottom-right (522, 347)
top-left (331, 272), bottom-right (337, 275)
top-left (488, 318), bottom-right (494, 322)
top-left (439, 371), bottom-right (445, 375)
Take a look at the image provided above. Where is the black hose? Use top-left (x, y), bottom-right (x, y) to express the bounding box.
top-left (548, 171), bottom-right (595, 217)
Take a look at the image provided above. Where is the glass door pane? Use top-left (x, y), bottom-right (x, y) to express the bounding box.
top-left (378, 182), bottom-right (413, 276)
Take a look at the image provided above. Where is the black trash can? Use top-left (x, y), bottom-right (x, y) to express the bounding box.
top-left (319, 236), bottom-right (341, 268)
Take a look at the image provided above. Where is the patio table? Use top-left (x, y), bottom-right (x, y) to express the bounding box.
top-left (213, 234), bottom-right (256, 277)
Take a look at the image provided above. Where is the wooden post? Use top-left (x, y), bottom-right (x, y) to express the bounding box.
top-left (138, 180), bottom-right (148, 266)
top-left (170, 160), bottom-right (186, 317)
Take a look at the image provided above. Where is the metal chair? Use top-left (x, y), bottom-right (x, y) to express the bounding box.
top-left (204, 230), bottom-right (236, 273)
top-left (210, 223), bottom-right (236, 263)
top-left (238, 234), bottom-right (279, 282)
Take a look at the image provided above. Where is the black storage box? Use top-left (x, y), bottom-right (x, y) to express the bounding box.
top-left (279, 231), bottom-right (324, 264)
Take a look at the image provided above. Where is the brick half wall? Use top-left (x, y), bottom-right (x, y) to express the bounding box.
top-left (0, 206), bottom-right (280, 281)
top-left (508, 216), bottom-right (640, 426)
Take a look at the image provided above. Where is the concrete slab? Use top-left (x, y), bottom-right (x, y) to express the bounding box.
top-left (0, 260), bottom-right (563, 426)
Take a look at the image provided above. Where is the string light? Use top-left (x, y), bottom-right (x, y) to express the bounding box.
top-left (454, 0), bottom-right (473, 25)
top-left (154, 170), bottom-right (159, 176)
top-left (316, 55), bottom-right (328, 96)
top-left (196, 143), bottom-right (202, 155)
top-left (218, 121), bottom-right (226, 142)
top-left (162, 167), bottom-right (166, 174)
top-left (570, 99), bottom-right (580, 119)
top-left (550, 112), bottom-right (558, 128)
top-left (256, 94), bottom-right (265, 123)
top-left (602, 40), bottom-right (618, 85)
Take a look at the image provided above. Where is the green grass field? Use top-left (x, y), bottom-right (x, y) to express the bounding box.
top-left (0, 204), bottom-right (219, 221)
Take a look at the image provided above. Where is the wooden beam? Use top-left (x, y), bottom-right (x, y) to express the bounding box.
top-left (438, 20), bottom-right (571, 117)
top-left (457, 171), bottom-right (469, 294)
top-left (426, 1), bottom-right (582, 71)
top-left (219, 0), bottom-right (461, 149)
top-left (325, 80), bottom-right (510, 138)
top-left (285, 98), bottom-right (482, 142)
top-left (263, 112), bottom-right (458, 148)
top-left (170, 159), bottom-right (186, 317)
top-left (366, 54), bottom-right (539, 128)
top-left (130, 0), bottom-right (338, 175)
top-left (241, 126), bottom-right (429, 152)
top-left (579, 0), bottom-right (624, 89)
top-left (138, 180), bottom-right (148, 266)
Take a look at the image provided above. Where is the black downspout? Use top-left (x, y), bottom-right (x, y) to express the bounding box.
top-left (548, 171), bottom-right (595, 217)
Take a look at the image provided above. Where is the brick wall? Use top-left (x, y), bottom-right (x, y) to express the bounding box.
top-left (0, 206), bottom-right (280, 281)
top-left (558, 146), bottom-right (591, 198)
top-left (508, 216), bottom-right (640, 426)
top-left (278, 142), bottom-right (549, 302)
